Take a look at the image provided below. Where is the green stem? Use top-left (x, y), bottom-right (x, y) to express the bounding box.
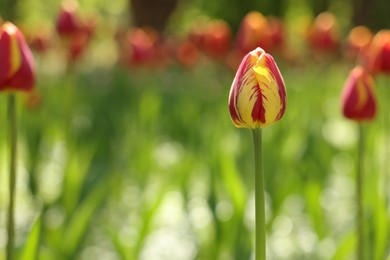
top-left (6, 94), bottom-right (17, 260)
top-left (252, 128), bottom-right (265, 260)
top-left (384, 79), bottom-right (389, 207)
top-left (356, 124), bottom-right (364, 260)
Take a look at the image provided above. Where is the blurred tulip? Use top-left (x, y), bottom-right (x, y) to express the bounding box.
top-left (27, 29), bottom-right (52, 53)
top-left (56, 0), bottom-right (82, 37)
top-left (56, 1), bottom-right (97, 63)
top-left (228, 47), bottom-right (286, 128)
top-left (236, 11), bottom-right (272, 55)
top-left (341, 66), bottom-right (376, 121)
top-left (188, 19), bottom-right (206, 50)
top-left (343, 26), bottom-right (373, 60)
top-left (366, 30), bottom-right (390, 75)
top-left (306, 12), bottom-right (340, 53)
top-left (268, 16), bottom-right (285, 52)
top-left (0, 22), bottom-right (36, 92)
top-left (68, 31), bottom-right (90, 60)
top-left (122, 27), bottom-right (156, 66)
top-left (202, 19), bottom-right (232, 58)
top-left (176, 40), bottom-right (199, 67)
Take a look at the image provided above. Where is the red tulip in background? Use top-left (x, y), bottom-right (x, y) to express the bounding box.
top-left (121, 27), bottom-right (157, 66)
top-left (268, 16), bottom-right (285, 52)
top-left (344, 26), bottom-right (373, 60)
top-left (306, 12), bottom-right (340, 53)
top-left (236, 11), bottom-right (272, 55)
top-left (0, 22), bottom-right (36, 91)
top-left (202, 19), bottom-right (232, 58)
top-left (366, 30), bottom-right (390, 75)
top-left (341, 66), bottom-right (377, 121)
top-left (26, 27), bottom-right (52, 54)
top-left (56, 0), bottom-right (96, 61)
top-left (176, 40), bottom-right (199, 67)
top-left (56, 1), bottom-right (81, 37)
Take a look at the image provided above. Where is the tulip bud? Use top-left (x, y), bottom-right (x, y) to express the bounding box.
top-left (228, 47), bottom-right (286, 128)
top-left (0, 22), bottom-right (36, 92)
top-left (341, 66), bottom-right (376, 121)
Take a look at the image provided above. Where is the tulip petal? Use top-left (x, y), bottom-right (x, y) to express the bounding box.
top-left (0, 23), bottom-right (22, 86)
top-left (229, 50), bottom-right (261, 128)
top-left (253, 53), bottom-right (286, 127)
top-left (8, 32), bottom-right (36, 91)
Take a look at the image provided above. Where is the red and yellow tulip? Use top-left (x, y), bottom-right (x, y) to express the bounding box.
top-left (228, 47), bottom-right (286, 128)
top-left (0, 22), bottom-right (36, 92)
top-left (341, 66), bottom-right (376, 121)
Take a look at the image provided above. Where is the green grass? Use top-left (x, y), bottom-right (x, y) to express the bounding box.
top-left (0, 50), bottom-right (389, 260)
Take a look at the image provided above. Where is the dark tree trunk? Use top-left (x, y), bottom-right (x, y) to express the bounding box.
top-left (129, 0), bottom-right (178, 33)
top-left (352, 0), bottom-right (373, 27)
top-left (351, 0), bottom-right (390, 30)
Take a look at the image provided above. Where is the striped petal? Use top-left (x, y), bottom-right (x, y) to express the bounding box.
top-left (228, 47), bottom-right (286, 129)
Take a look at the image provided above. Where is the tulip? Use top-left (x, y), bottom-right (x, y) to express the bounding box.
top-left (202, 19), bottom-right (232, 58)
top-left (306, 12), bottom-right (340, 53)
top-left (343, 26), bottom-right (373, 60)
top-left (56, 0), bottom-right (82, 37)
top-left (229, 47), bottom-right (286, 260)
top-left (366, 30), bottom-right (390, 75)
top-left (236, 11), bottom-right (272, 54)
top-left (28, 32), bottom-right (51, 53)
top-left (176, 40), bottom-right (199, 67)
top-left (0, 22), bottom-right (36, 91)
top-left (228, 47), bottom-right (286, 128)
top-left (56, 1), bottom-right (97, 63)
top-left (121, 27), bottom-right (156, 66)
top-left (0, 21), bottom-right (37, 260)
top-left (268, 16), bottom-right (285, 52)
top-left (341, 66), bottom-right (376, 121)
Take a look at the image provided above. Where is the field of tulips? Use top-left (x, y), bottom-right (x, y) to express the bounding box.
top-left (1, 0), bottom-right (390, 260)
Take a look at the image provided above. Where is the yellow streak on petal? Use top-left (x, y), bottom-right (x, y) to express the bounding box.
top-left (355, 79), bottom-right (368, 110)
top-left (9, 35), bottom-right (21, 76)
top-left (3, 23), bottom-right (22, 77)
top-left (236, 61), bottom-right (259, 128)
top-left (253, 61), bottom-right (281, 126)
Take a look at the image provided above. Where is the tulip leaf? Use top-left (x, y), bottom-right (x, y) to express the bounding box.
top-left (19, 215), bottom-right (42, 260)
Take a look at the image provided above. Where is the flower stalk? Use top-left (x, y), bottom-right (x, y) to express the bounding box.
top-left (252, 128), bottom-right (265, 260)
top-left (6, 94), bottom-right (17, 260)
top-left (356, 124), bottom-right (364, 260)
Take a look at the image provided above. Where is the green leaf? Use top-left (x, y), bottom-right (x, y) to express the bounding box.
top-left (61, 178), bottom-right (108, 257)
top-left (19, 215), bottom-right (42, 260)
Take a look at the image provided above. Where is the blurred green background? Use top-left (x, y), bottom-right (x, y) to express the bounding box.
top-left (0, 0), bottom-right (390, 259)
